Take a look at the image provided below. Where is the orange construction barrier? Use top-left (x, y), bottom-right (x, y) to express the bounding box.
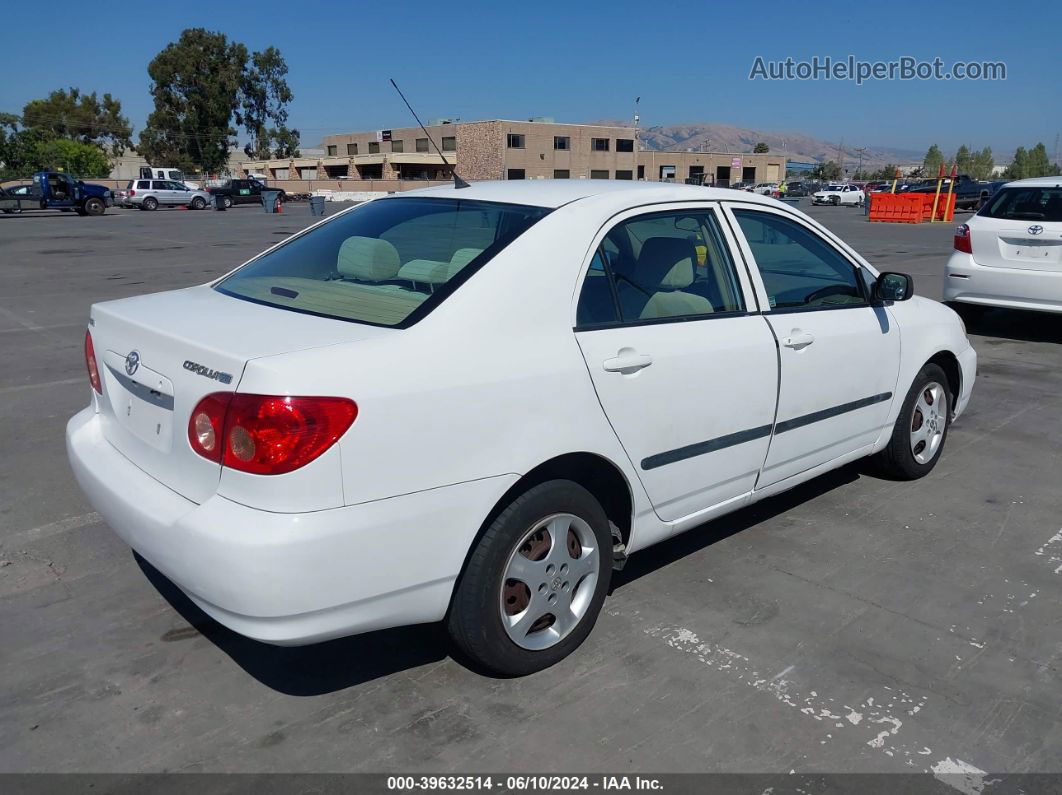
top-left (868, 192), bottom-right (955, 223)
top-left (869, 193), bottom-right (924, 223)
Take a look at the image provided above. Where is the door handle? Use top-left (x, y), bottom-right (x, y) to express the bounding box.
top-left (781, 330), bottom-right (815, 350)
top-left (603, 349), bottom-right (653, 374)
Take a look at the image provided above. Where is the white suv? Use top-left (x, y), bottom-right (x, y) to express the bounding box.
top-left (67, 181), bottom-right (975, 676)
top-left (945, 177), bottom-right (1062, 315)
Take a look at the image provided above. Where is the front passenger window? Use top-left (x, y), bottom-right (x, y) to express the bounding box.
top-left (732, 210), bottom-right (865, 310)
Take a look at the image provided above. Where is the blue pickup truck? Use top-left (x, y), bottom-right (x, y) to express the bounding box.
top-left (0, 172), bottom-right (113, 216)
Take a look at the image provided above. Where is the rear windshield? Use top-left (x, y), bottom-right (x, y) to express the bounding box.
top-left (978, 186), bottom-right (1062, 222)
top-left (216, 197), bottom-right (551, 327)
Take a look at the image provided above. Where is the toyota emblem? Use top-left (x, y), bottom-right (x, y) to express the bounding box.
top-left (124, 350), bottom-right (140, 376)
top-left (1028, 225), bottom-right (1044, 235)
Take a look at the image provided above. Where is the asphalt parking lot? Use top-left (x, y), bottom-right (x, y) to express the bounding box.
top-left (1, 199), bottom-right (1060, 775)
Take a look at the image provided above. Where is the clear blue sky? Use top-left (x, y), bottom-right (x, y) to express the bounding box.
top-left (3, 0), bottom-right (1059, 157)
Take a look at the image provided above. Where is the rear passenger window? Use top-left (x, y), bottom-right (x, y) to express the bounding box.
top-left (137, 181), bottom-right (150, 189)
top-left (576, 209), bottom-right (745, 326)
top-left (732, 210), bottom-right (865, 310)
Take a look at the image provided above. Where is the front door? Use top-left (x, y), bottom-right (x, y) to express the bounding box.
top-left (727, 205), bottom-right (900, 487)
top-left (574, 204), bottom-right (778, 522)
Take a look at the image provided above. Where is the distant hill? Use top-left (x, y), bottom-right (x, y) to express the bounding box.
top-left (590, 120), bottom-right (924, 169)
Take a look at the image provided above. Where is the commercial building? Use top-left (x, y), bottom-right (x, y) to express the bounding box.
top-left (242, 119), bottom-right (788, 187)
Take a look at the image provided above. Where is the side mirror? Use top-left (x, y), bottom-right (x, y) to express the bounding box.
top-left (874, 272), bottom-right (914, 303)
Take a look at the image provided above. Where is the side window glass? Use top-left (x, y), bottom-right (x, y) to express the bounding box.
top-left (607, 210), bottom-right (744, 322)
top-left (732, 210), bottom-right (865, 310)
top-left (576, 250), bottom-right (619, 327)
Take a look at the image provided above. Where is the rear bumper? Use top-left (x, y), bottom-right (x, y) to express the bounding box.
top-left (944, 251), bottom-right (1062, 314)
top-left (66, 407), bottom-right (516, 645)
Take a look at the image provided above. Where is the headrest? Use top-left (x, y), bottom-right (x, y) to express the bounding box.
top-left (337, 236), bottom-right (401, 282)
top-left (632, 237), bottom-right (697, 290)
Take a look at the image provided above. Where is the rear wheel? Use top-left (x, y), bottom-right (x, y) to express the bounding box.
top-left (142, 196), bottom-right (158, 211)
top-left (448, 480), bottom-right (612, 676)
top-left (873, 363), bottom-right (951, 480)
top-left (222, 195), bottom-right (233, 209)
top-left (190, 196), bottom-right (206, 210)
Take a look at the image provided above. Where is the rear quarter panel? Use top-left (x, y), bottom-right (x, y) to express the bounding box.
top-left (235, 204), bottom-right (653, 527)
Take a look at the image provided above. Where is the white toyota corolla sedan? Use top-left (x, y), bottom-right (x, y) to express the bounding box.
top-left (945, 176), bottom-right (1062, 315)
top-left (67, 180), bottom-right (976, 675)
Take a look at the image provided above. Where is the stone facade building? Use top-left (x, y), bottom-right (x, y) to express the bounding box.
top-left (243, 119), bottom-right (788, 188)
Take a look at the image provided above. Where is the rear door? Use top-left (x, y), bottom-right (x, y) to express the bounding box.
top-left (726, 203), bottom-right (900, 487)
top-left (970, 185), bottom-right (1062, 272)
top-left (574, 203), bottom-right (778, 522)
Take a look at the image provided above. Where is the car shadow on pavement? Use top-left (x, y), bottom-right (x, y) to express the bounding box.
top-left (961, 307), bottom-right (1062, 345)
top-left (611, 463), bottom-right (861, 590)
top-left (134, 552), bottom-right (449, 696)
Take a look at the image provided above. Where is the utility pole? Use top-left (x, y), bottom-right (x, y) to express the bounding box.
top-left (855, 146), bottom-right (867, 178)
top-left (836, 139), bottom-right (844, 179)
top-left (632, 97), bottom-right (640, 180)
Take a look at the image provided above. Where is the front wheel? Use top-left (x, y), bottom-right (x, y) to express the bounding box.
top-left (190, 196), bottom-right (206, 210)
top-left (873, 363), bottom-right (951, 480)
top-left (830, 195), bottom-right (841, 206)
top-left (448, 480), bottom-right (613, 676)
top-left (222, 195), bottom-right (233, 209)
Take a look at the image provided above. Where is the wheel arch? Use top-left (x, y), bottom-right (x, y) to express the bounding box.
top-left (457, 452), bottom-right (635, 586)
top-left (926, 349), bottom-right (961, 413)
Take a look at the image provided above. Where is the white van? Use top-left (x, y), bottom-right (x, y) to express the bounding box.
top-left (139, 167), bottom-right (199, 190)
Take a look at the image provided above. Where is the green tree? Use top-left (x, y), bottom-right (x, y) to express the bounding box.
top-left (923, 144), bottom-right (944, 178)
top-left (21, 88), bottom-right (132, 157)
top-left (753, 141), bottom-right (769, 153)
top-left (239, 46), bottom-right (299, 159)
top-left (139, 29), bottom-right (298, 172)
top-left (954, 144), bottom-right (972, 175)
top-left (139, 29), bottom-right (249, 172)
top-left (1005, 147), bottom-right (1028, 179)
top-left (36, 139), bottom-right (111, 176)
top-left (811, 160), bottom-right (842, 181)
top-left (970, 147), bottom-right (994, 180)
top-left (1026, 142), bottom-right (1052, 177)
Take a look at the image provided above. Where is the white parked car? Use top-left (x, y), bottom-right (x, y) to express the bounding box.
top-left (812, 183), bottom-right (865, 206)
top-left (945, 176), bottom-right (1062, 315)
top-left (753, 182), bottom-right (779, 195)
top-left (67, 181), bottom-right (976, 675)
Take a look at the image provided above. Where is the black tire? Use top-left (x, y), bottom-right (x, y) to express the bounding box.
top-left (222, 195), bottom-right (233, 209)
top-left (448, 480), bottom-right (613, 676)
top-left (142, 196), bottom-right (158, 211)
top-left (190, 196), bottom-right (206, 210)
top-left (831, 195), bottom-right (841, 206)
top-left (84, 197), bottom-right (106, 216)
top-left (873, 363), bottom-right (952, 480)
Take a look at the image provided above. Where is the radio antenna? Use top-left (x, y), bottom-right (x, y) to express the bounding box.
top-left (389, 78), bottom-right (470, 189)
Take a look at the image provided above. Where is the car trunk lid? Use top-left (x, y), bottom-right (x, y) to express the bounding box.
top-left (90, 285), bottom-right (392, 503)
top-left (971, 217), bottom-right (1062, 272)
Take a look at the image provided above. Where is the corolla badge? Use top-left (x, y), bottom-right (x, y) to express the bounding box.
top-left (124, 350), bottom-right (140, 376)
top-left (1028, 225), bottom-right (1044, 235)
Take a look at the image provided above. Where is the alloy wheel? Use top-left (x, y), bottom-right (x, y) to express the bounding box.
top-left (499, 513), bottom-right (599, 651)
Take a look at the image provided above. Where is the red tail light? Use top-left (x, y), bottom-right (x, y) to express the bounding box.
top-left (954, 223), bottom-right (973, 254)
top-left (188, 393), bottom-right (357, 475)
top-left (129, 189), bottom-right (135, 196)
top-left (84, 330), bottom-right (102, 394)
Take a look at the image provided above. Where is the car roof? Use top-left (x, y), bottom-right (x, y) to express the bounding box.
top-left (396, 179), bottom-right (784, 209)
top-left (1001, 176), bottom-right (1062, 188)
